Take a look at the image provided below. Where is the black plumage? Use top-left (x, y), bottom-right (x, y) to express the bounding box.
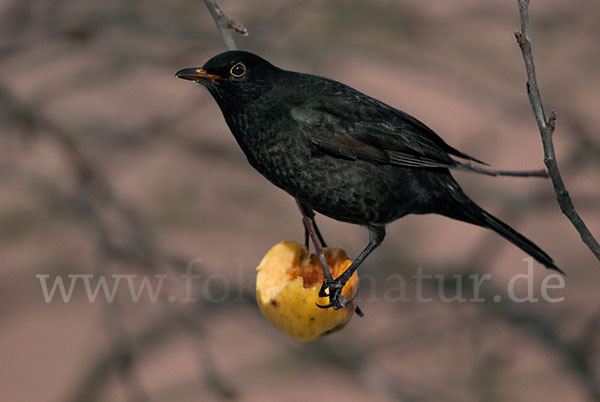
top-left (176, 50), bottom-right (561, 309)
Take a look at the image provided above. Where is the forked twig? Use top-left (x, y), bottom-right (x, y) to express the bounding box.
top-left (203, 0), bottom-right (247, 51)
top-left (515, 0), bottom-right (600, 262)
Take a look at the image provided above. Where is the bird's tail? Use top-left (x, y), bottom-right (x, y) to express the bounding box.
top-left (441, 189), bottom-right (563, 274)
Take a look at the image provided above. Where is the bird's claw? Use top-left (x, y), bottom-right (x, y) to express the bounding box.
top-left (318, 279), bottom-right (338, 297)
top-left (316, 279), bottom-right (357, 310)
top-left (315, 296), bottom-right (346, 310)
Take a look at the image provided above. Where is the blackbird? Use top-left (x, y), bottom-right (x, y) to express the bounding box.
top-left (176, 50), bottom-right (561, 310)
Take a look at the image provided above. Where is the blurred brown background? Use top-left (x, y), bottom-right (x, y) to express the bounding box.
top-left (1, 0), bottom-right (599, 401)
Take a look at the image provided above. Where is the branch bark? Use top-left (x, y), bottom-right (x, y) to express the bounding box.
top-left (203, 0), bottom-right (247, 51)
top-left (515, 0), bottom-right (600, 263)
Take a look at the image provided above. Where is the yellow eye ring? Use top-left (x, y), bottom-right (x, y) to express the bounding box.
top-left (230, 63), bottom-right (246, 77)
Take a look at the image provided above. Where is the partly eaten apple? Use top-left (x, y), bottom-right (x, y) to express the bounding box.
top-left (256, 241), bottom-right (359, 341)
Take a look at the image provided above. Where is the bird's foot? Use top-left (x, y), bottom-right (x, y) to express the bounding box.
top-left (316, 279), bottom-right (357, 310)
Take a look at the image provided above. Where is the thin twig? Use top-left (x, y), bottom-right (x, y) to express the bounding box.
top-left (515, 0), bottom-right (600, 263)
top-left (203, 0), bottom-right (247, 51)
top-left (460, 162), bottom-right (548, 178)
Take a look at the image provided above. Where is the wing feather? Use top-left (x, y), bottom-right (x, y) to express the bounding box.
top-left (288, 77), bottom-right (487, 170)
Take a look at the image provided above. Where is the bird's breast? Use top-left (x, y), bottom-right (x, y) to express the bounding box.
top-left (239, 127), bottom-right (404, 224)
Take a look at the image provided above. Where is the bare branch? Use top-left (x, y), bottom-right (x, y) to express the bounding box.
top-left (203, 0), bottom-right (248, 51)
top-left (515, 0), bottom-right (600, 263)
top-left (460, 163), bottom-right (548, 178)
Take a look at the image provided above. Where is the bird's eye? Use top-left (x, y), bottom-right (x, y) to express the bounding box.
top-left (230, 63), bottom-right (246, 78)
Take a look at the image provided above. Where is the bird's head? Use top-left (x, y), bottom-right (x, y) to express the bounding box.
top-left (176, 50), bottom-right (280, 106)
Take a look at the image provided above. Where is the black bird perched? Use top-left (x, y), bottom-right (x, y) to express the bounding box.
top-left (176, 50), bottom-right (561, 310)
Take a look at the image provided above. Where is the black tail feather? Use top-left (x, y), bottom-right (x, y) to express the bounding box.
top-left (442, 192), bottom-right (563, 274)
top-left (477, 209), bottom-right (563, 274)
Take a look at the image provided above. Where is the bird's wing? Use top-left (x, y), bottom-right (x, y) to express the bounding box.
top-left (290, 89), bottom-right (487, 170)
top-left (309, 132), bottom-right (390, 164)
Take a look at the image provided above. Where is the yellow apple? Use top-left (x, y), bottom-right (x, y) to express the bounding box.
top-left (256, 241), bottom-right (359, 341)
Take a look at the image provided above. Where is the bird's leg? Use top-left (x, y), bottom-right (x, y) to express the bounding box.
top-left (296, 200), bottom-right (333, 282)
top-left (317, 225), bottom-right (385, 311)
top-left (296, 201), bottom-right (327, 249)
top-left (313, 218), bottom-right (328, 248)
top-left (296, 200), bottom-right (364, 316)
